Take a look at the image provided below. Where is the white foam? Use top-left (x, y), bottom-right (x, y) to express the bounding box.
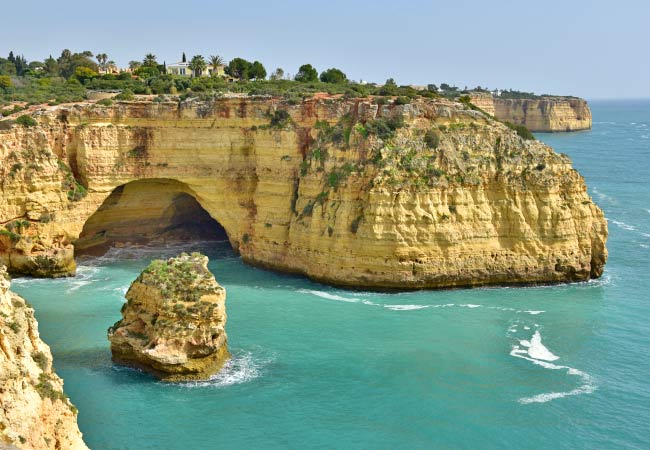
top-left (299, 289), bottom-right (359, 303)
top-left (511, 331), bottom-right (595, 404)
top-left (384, 304), bottom-right (429, 311)
top-left (180, 351), bottom-right (266, 388)
top-left (461, 304), bottom-right (482, 308)
top-left (525, 331), bottom-right (559, 361)
top-left (523, 310), bottom-right (545, 315)
top-left (610, 220), bottom-right (636, 231)
top-left (524, 326), bottom-right (530, 330)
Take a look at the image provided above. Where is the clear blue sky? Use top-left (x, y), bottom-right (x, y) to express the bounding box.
top-left (1, 0), bottom-right (647, 99)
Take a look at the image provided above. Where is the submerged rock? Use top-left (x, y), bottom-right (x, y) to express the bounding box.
top-left (108, 252), bottom-right (229, 381)
top-left (0, 266), bottom-right (87, 449)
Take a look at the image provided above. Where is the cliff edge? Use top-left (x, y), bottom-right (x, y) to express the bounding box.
top-left (0, 96), bottom-right (607, 289)
top-left (0, 266), bottom-right (87, 450)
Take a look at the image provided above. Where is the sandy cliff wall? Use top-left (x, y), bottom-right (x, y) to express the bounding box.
top-left (470, 93), bottom-right (592, 132)
top-left (0, 267), bottom-right (87, 450)
top-left (0, 96), bottom-right (607, 289)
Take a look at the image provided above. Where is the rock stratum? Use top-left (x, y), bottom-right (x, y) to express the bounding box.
top-left (0, 266), bottom-right (87, 450)
top-left (108, 253), bottom-right (229, 381)
top-left (0, 95), bottom-right (607, 289)
top-left (469, 93), bottom-right (592, 132)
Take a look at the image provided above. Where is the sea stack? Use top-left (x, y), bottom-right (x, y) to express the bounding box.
top-left (108, 253), bottom-right (230, 381)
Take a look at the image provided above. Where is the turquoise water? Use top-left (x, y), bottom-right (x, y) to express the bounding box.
top-left (11, 100), bottom-right (650, 450)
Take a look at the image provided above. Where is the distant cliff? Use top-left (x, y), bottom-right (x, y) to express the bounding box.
top-left (470, 93), bottom-right (592, 132)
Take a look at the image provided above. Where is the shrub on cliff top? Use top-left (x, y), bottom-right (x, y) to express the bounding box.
top-left (16, 114), bottom-right (37, 127)
top-left (504, 121), bottom-right (535, 140)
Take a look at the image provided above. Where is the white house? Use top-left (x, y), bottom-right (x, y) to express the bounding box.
top-left (167, 60), bottom-right (225, 77)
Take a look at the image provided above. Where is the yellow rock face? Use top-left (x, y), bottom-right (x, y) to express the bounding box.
top-left (470, 92), bottom-right (592, 132)
top-left (108, 253), bottom-right (229, 381)
top-left (0, 266), bottom-right (88, 450)
top-left (0, 96), bottom-right (607, 289)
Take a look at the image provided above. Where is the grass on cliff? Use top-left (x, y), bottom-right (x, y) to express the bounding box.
top-left (138, 253), bottom-right (219, 302)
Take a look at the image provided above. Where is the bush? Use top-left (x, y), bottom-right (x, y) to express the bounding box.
top-left (395, 96), bottom-right (411, 105)
top-left (0, 75), bottom-right (11, 89)
top-left (364, 116), bottom-right (405, 141)
top-left (504, 121), bottom-right (535, 140)
top-left (319, 68), bottom-right (347, 84)
top-left (269, 109), bottom-right (292, 128)
top-left (424, 129), bottom-right (440, 149)
top-left (96, 98), bottom-right (113, 106)
top-left (114, 89), bottom-right (134, 101)
top-left (16, 115), bottom-right (37, 127)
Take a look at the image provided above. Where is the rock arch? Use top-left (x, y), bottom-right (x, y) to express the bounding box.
top-left (75, 179), bottom-right (230, 256)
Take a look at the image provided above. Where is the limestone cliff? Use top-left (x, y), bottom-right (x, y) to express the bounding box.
top-left (108, 253), bottom-right (229, 381)
top-left (0, 266), bottom-right (87, 450)
top-left (470, 93), bottom-right (592, 132)
top-left (0, 95), bottom-right (607, 289)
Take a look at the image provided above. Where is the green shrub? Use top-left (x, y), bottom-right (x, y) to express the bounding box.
top-left (269, 109), bottom-right (291, 128)
top-left (395, 96), bottom-right (411, 105)
top-left (96, 98), bottom-right (113, 106)
top-left (32, 351), bottom-right (48, 370)
top-left (424, 129), bottom-right (440, 149)
top-left (16, 115), bottom-right (37, 127)
top-left (114, 89), bottom-right (134, 101)
top-left (365, 116), bottom-right (405, 141)
top-left (504, 121), bottom-right (535, 140)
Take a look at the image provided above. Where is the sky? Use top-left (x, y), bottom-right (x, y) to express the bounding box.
top-left (1, 0), bottom-right (648, 99)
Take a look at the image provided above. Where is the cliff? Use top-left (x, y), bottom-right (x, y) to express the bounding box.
top-left (108, 253), bottom-right (229, 381)
top-left (0, 95), bottom-right (607, 289)
top-left (0, 266), bottom-right (87, 450)
top-left (470, 93), bottom-right (592, 132)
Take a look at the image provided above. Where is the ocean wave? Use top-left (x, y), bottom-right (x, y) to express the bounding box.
top-left (609, 219), bottom-right (636, 231)
top-left (180, 350), bottom-right (268, 388)
top-left (299, 289), bottom-right (362, 303)
top-left (510, 330), bottom-right (595, 404)
top-left (384, 304), bottom-right (430, 311)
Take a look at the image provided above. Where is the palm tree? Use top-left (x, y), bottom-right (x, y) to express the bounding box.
top-left (96, 53), bottom-right (108, 71)
top-left (189, 55), bottom-right (207, 77)
top-left (209, 55), bottom-right (224, 76)
top-left (143, 53), bottom-right (157, 68)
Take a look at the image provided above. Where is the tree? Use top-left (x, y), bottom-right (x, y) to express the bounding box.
top-left (74, 66), bottom-right (97, 82)
top-left (427, 84), bottom-right (438, 92)
top-left (0, 58), bottom-right (16, 76)
top-left (143, 54), bottom-right (158, 68)
top-left (188, 55), bottom-right (207, 77)
top-left (57, 49), bottom-right (98, 78)
top-left (0, 75), bottom-right (11, 89)
top-left (209, 55), bottom-right (224, 76)
top-left (225, 58), bottom-right (252, 80)
top-left (294, 64), bottom-right (318, 82)
top-left (129, 60), bottom-right (142, 71)
top-left (250, 61), bottom-right (267, 80)
top-left (319, 68), bottom-right (347, 84)
top-left (43, 55), bottom-right (58, 76)
top-left (96, 53), bottom-right (108, 70)
top-left (270, 67), bottom-right (284, 80)
top-left (182, 52), bottom-right (187, 63)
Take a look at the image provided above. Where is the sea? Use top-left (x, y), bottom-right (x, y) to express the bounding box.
top-left (11, 99), bottom-right (650, 450)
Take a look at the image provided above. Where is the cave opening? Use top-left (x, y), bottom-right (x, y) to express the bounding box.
top-left (75, 179), bottom-right (229, 257)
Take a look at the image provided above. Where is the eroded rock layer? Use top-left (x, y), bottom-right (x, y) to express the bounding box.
top-left (0, 96), bottom-right (607, 289)
top-left (108, 253), bottom-right (229, 381)
top-left (0, 266), bottom-right (87, 450)
top-left (470, 93), bottom-right (592, 132)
